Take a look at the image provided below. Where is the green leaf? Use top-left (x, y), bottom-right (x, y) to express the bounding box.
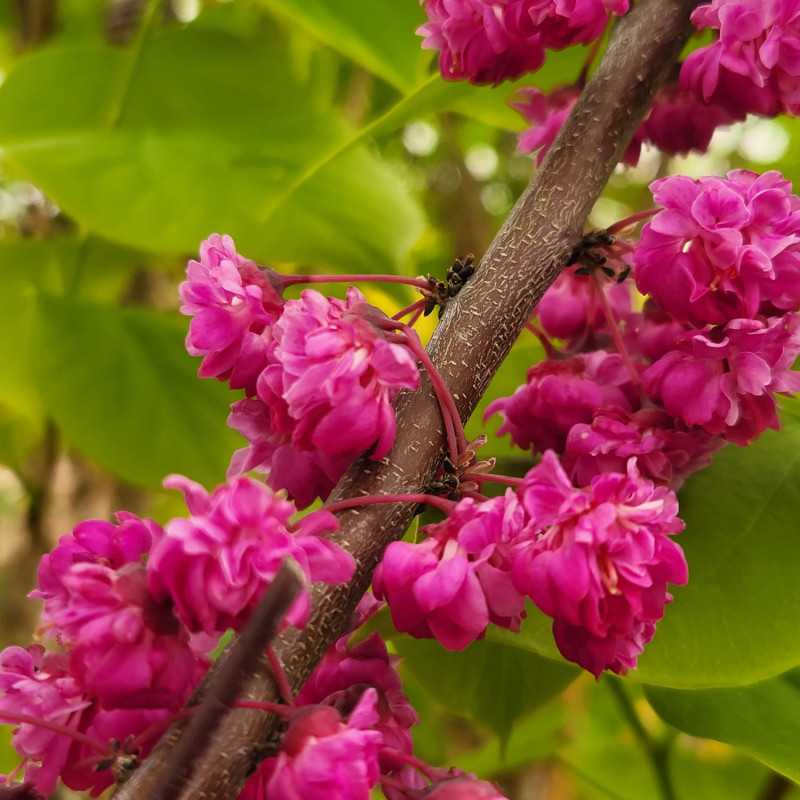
top-left (646, 670), bottom-right (800, 784)
top-left (29, 293), bottom-right (240, 488)
top-left (0, 28), bottom-right (424, 272)
top-left (260, 0), bottom-right (428, 91)
top-left (395, 636), bottom-right (577, 741)
top-left (487, 410), bottom-right (800, 689)
top-left (635, 408), bottom-right (800, 688)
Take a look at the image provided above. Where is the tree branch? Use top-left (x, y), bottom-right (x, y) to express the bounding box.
top-left (115, 1), bottom-right (699, 796)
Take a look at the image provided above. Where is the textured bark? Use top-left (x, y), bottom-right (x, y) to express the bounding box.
top-left (115, 1), bottom-right (699, 796)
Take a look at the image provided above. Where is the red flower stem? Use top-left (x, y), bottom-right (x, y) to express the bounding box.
top-left (266, 645), bottom-right (294, 707)
top-left (606, 207), bottom-right (657, 235)
top-left (525, 320), bottom-right (559, 358)
top-left (0, 711), bottom-right (108, 754)
top-left (325, 493), bottom-right (456, 516)
top-left (381, 748), bottom-right (440, 781)
top-left (593, 273), bottom-right (641, 385)
top-left (407, 304), bottom-right (425, 327)
top-left (463, 472), bottom-right (524, 488)
top-left (392, 298), bottom-right (427, 321)
top-left (281, 273), bottom-right (432, 292)
top-left (402, 327), bottom-right (468, 457)
top-left (233, 700), bottom-right (294, 719)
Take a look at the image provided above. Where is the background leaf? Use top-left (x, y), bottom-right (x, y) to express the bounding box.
top-left (29, 293), bottom-right (239, 489)
top-left (646, 670), bottom-right (800, 784)
top-left (395, 636), bottom-right (577, 741)
top-left (0, 28), bottom-right (424, 272)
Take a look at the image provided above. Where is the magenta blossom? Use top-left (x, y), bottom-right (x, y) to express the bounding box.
top-left (625, 302), bottom-right (692, 363)
top-left (513, 452), bottom-right (687, 676)
top-left (297, 633), bottom-right (417, 763)
top-left (180, 234), bottom-right (284, 394)
top-left (417, 1), bottom-right (546, 85)
top-left (486, 351), bottom-right (636, 454)
top-left (228, 288), bottom-right (419, 508)
top-left (536, 266), bottom-right (632, 345)
top-left (420, 777), bottom-right (511, 799)
top-left (527, 0), bottom-right (629, 49)
top-left (644, 315), bottom-right (800, 445)
top-left (148, 475), bottom-right (355, 636)
top-left (32, 516), bottom-right (203, 710)
top-left (564, 406), bottom-right (723, 489)
top-left (514, 86), bottom-right (642, 166)
top-left (681, 0), bottom-right (800, 116)
top-left (641, 82), bottom-right (738, 156)
top-left (635, 171), bottom-right (800, 326)
top-left (0, 647), bottom-right (89, 795)
top-left (60, 706), bottom-right (170, 796)
top-left (374, 491), bottom-right (527, 650)
top-left (254, 691), bottom-right (383, 800)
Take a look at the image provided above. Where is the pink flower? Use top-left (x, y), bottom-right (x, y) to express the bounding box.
top-left (643, 315), bottom-right (800, 445)
top-left (297, 634), bottom-right (417, 763)
top-left (634, 171), bottom-right (800, 325)
top-left (373, 492), bottom-right (527, 650)
top-left (514, 86), bottom-right (642, 166)
top-left (640, 82), bottom-right (738, 156)
top-left (681, 0), bottom-right (800, 116)
top-left (148, 475), bottom-right (355, 636)
top-left (60, 706), bottom-right (170, 796)
top-left (421, 777), bottom-right (510, 799)
top-left (485, 351), bottom-right (636, 454)
top-left (32, 516), bottom-right (204, 710)
top-left (180, 234), bottom-right (284, 394)
top-left (536, 266), bottom-right (632, 345)
top-left (0, 647), bottom-right (89, 795)
top-left (246, 691), bottom-right (383, 800)
top-left (418, 1), bottom-right (546, 86)
top-left (563, 407), bottom-right (723, 489)
top-left (512, 452), bottom-right (687, 676)
top-left (625, 302), bottom-right (692, 363)
top-left (228, 289), bottom-right (418, 508)
top-left (527, 0), bottom-right (629, 50)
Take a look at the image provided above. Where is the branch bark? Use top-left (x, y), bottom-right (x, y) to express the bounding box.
top-left (115, 1), bottom-right (699, 796)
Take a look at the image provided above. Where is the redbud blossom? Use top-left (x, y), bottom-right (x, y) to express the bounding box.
top-left (634, 171), bottom-right (800, 325)
top-left (512, 452), bottom-right (687, 676)
top-left (148, 475), bottom-right (355, 636)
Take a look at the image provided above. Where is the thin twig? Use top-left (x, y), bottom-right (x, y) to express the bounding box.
top-left (149, 562), bottom-right (303, 800)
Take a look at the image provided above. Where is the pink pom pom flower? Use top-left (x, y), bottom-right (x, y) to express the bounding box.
top-left (485, 351), bottom-right (636, 454)
top-left (373, 491), bottom-right (528, 650)
top-left (512, 452), bottom-right (687, 676)
top-left (634, 171), bottom-right (800, 325)
top-left (643, 314), bottom-right (800, 445)
top-left (681, 0), bottom-right (800, 116)
top-left (417, 1), bottom-right (546, 86)
top-left (180, 234), bottom-right (284, 394)
top-left (148, 475), bottom-right (355, 636)
top-left (228, 288), bottom-right (419, 508)
top-left (32, 515), bottom-right (204, 710)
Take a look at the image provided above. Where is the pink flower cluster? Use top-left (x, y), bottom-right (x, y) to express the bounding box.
top-left (418, 0), bottom-right (629, 85)
top-left (682, 0), bottom-right (800, 117)
top-left (181, 237), bottom-right (420, 509)
top-left (514, 81), bottom-right (736, 166)
top-left (238, 627), bottom-right (508, 800)
top-left (372, 456), bottom-right (687, 676)
top-left (635, 171), bottom-right (800, 445)
top-left (1, 475), bottom-right (354, 796)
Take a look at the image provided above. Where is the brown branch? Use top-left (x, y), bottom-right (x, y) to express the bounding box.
top-left (149, 562), bottom-right (303, 800)
top-left (115, 1), bottom-right (699, 796)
